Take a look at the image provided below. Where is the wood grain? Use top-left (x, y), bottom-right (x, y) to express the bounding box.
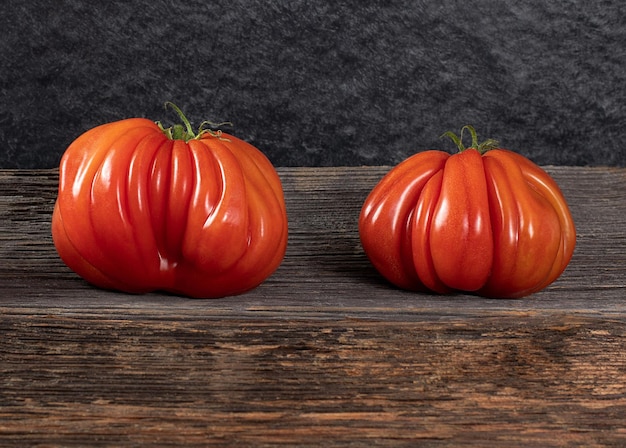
top-left (1, 167), bottom-right (625, 447)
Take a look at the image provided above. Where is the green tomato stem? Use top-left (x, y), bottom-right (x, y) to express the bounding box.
top-left (157, 102), bottom-right (232, 142)
top-left (441, 125), bottom-right (499, 154)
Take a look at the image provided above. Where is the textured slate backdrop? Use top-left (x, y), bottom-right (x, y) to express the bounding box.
top-left (1, 0), bottom-right (625, 168)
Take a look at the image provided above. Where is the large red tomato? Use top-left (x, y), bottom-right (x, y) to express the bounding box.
top-left (359, 126), bottom-right (576, 298)
top-left (52, 104), bottom-right (288, 298)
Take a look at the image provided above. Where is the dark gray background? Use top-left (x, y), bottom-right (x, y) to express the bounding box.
top-left (2, 0), bottom-right (625, 168)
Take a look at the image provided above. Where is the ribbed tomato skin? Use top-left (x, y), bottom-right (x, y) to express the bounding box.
top-left (359, 149), bottom-right (576, 298)
top-left (52, 118), bottom-right (288, 298)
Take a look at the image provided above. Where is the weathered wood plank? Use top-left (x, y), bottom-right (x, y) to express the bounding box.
top-left (1, 314), bottom-right (625, 446)
top-left (1, 167), bottom-right (626, 446)
top-left (0, 167), bottom-right (625, 313)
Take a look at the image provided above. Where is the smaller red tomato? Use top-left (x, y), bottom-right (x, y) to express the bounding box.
top-left (359, 126), bottom-right (576, 298)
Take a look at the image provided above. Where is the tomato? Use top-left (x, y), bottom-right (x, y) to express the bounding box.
top-left (52, 104), bottom-right (288, 298)
top-left (359, 126), bottom-right (576, 298)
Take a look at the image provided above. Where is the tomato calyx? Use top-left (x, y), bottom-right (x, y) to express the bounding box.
top-left (156, 102), bottom-right (232, 142)
top-left (441, 125), bottom-right (500, 155)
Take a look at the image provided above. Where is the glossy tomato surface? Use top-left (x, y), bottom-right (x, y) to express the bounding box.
top-left (52, 116), bottom-right (288, 298)
top-left (359, 148), bottom-right (576, 298)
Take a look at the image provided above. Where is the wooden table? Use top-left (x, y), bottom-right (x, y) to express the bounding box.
top-left (1, 166), bottom-right (625, 447)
